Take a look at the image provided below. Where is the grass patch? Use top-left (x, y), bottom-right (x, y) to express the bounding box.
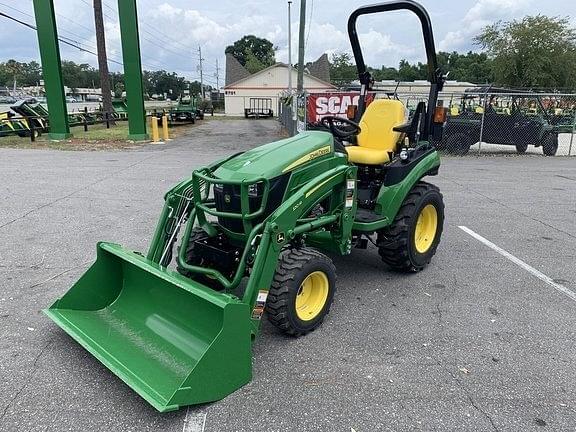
top-left (0, 120), bottom-right (196, 151)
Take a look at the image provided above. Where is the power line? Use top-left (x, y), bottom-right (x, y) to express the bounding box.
top-left (102, 0), bottom-right (118, 15)
top-left (1, 4), bottom-right (207, 75)
top-left (7, 1), bottom-right (94, 46)
top-left (135, 0), bottom-right (197, 51)
top-left (305, 0), bottom-right (314, 50)
top-left (0, 10), bottom-right (123, 66)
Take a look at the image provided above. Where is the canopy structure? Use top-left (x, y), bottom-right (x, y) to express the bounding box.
top-left (32, 0), bottom-right (148, 140)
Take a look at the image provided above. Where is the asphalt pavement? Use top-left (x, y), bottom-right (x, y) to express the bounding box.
top-left (1, 118), bottom-right (575, 431)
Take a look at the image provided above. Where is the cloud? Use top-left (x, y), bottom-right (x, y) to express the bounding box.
top-left (139, 4), bottom-right (417, 80)
top-left (274, 20), bottom-right (419, 70)
top-left (439, 0), bottom-right (532, 51)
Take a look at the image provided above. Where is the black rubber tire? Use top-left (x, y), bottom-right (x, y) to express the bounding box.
top-left (176, 227), bottom-right (222, 290)
top-left (445, 132), bottom-right (472, 155)
top-left (542, 133), bottom-right (558, 156)
top-left (515, 142), bottom-right (528, 154)
top-left (266, 247), bottom-right (336, 336)
top-left (378, 181), bottom-right (444, 272)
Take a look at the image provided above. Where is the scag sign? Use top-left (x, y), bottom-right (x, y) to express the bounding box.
top-left (307, 92), bottom-right (375, 125)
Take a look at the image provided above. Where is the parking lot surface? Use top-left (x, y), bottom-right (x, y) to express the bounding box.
top-left (1, 119), bottom-right (575, 431)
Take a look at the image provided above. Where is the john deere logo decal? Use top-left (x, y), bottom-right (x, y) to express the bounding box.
top-left (276, 233), bottom-right (285, 243)
top-left (282, 145), bottom-right (332, 172)
top-left (224, 194), bottom-right (231, 203)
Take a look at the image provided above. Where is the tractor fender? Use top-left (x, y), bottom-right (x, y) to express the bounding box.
top-left (375, 151), bottom-right (441, 224)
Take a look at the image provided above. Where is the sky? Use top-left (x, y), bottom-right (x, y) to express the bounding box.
top-left (0, 0), bottom-right (574, 88)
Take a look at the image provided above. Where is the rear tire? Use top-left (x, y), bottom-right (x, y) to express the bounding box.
top-left (266, 247), bottom-right (336, 336)
top-left (515, 142), bottom-right (528, 154)
top-left (378, 182), bottom-right (444, 272)
top-left (542, 133), bottom-right (558, 156)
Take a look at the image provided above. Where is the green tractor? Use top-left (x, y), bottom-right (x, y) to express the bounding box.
top-left (45, 0), bottom-right (447, 412)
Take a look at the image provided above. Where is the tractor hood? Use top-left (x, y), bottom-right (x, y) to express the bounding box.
top-left (214, 131), bottom-right (334, 181)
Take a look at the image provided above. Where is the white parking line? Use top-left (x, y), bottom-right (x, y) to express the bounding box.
top-left (182, 407), bottom-right (207, 432)
top-left (459, 225), bottom-right (576, 303)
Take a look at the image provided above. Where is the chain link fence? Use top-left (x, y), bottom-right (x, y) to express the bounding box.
top-left (433, 91), bottom-right (576, 156)
top-left (278, 95), bottom-right (296, 136)
top-left (278, 90), bottom-right (576, 156)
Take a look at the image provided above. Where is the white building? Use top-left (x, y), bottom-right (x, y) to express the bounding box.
top-left (224, 54), bottom-right (336, 116)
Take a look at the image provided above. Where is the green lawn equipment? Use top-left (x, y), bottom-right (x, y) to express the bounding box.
top-left (438, 87), bottom-right (562, 156)
top-left (170, 96), bottom-right (204, 124)
top-left (45, 0), bottom-right (447, 412)
top-left (0, 111), bottom-right (32, 138)
top-left (10, 100), bottom-right (49, 137)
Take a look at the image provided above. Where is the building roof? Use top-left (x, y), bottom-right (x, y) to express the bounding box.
top-left (306, 54), bottom-right (331, 83)
top-left (225, 62), bottom-right (335, 90)
top-left (225, 53), bottom-right (251, 86)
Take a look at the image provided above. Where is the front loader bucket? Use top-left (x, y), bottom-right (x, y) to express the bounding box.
top-left (45, 242), bottom-right (252, 412)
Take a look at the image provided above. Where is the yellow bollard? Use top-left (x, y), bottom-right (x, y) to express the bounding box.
top-left (162, 114), bottom-right (170, 141)
top-left (151, 116), bottom-right (160, 143)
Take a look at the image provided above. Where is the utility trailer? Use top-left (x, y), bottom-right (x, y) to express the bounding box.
top-left (244, 97), bottom-right (274, 118)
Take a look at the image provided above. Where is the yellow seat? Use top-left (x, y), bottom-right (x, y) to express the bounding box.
top-left (347, 99), bottom-right (408, 165)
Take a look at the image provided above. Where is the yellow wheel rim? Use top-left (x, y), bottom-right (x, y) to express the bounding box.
top-left (414, 204), bottom-right (438, 253)
top-left (295, 271), bottom-right (329, 321)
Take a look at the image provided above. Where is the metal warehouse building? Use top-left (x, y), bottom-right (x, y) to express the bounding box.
top-left (224, 53), bottom-right (336, 116)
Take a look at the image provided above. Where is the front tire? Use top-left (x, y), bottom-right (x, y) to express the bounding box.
top-left (378, 182), bottom-right (444, 272)
top-left (542, 133), bottom-right (558, 156)
top-left (266, 247), bottom-right (336, 336)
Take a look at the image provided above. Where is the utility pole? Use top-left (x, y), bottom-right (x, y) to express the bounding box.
top-left (214, 58), bottom-right (220, 90)
top-left (287, 0), bottom-right (293, 94)
top-left (93, 0), bottom-right (115, 125)
top-left (198, 46), bottom-right (205, 100)
top-left (296, 0), bottom-right (306, 92)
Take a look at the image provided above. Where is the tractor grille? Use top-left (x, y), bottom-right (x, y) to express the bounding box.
top-left (213, 174), bottom-right (290, 233)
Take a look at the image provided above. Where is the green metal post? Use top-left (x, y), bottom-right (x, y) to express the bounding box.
top-left (32, 0), bottom-right (71, 140)
top-left (117, 0), bottom-right (148, 140)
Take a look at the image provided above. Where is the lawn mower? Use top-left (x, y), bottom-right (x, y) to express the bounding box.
top-left (45, 0), bottom-right (446, 412)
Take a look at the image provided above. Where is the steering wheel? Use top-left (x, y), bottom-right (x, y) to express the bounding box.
top-left (321, 116), bottom-right (361, 140)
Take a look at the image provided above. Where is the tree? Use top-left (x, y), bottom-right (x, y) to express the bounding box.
top-left (328, 52), bottom-right (357, 86)
top-left (0, 60), bottom-right (26, 87)
top-left (244, 49), bottom-right (266, 74)
top-left (60, 61), bottom-right (99, 89)
top-left (142, 70), bottom-right (188, 100)
top-left (225, 35), bottom-right (276, 72)
top-left (93, 0), bottom-right (114, 124)
top-left (475, 15), bottom-right (576, 89)
top-left (436, 51), bottom-right (493, 84)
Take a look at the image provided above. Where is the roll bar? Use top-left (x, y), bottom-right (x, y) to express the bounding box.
top-left (348, 0), bottom-right (445, 139)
